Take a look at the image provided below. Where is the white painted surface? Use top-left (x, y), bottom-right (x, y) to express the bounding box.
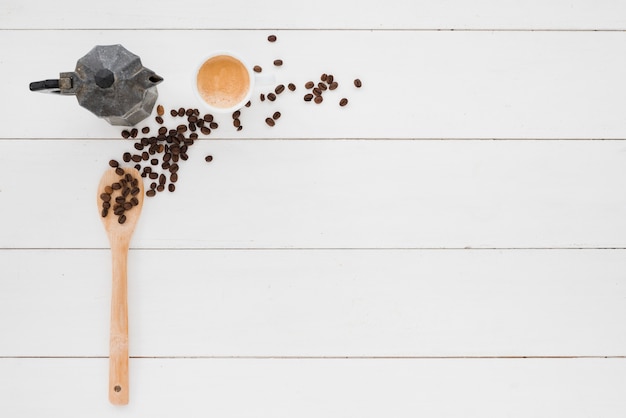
top-left (2, 0), bottom-right (626, 416)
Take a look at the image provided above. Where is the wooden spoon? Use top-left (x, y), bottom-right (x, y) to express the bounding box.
top-left (97, 167), bottom-right (144, 405)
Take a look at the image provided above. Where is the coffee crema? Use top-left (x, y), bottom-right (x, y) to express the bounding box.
top-left (196, 55), bottom-right (250, 109)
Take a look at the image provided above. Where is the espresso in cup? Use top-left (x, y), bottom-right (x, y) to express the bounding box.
top-left (195, 54), bottom-right (252, 112)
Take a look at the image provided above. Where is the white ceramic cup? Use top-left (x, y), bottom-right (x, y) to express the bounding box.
top-left (193, 51), bottom-right (256, 114)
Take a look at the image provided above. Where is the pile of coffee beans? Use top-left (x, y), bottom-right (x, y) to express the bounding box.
top-left (115, 105), bottom-right (216, 198)
top-left (99, 167), bottom-right (141, 224)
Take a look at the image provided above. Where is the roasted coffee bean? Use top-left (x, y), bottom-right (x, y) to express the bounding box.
top-left (130, 128), bottom-right (138, 138)
top-left (314, 95), bottom-right (323, 104)
top-left (130, 197), bottom-right (139, 206)
top-left (134, 142), bottom-right (144, 151)
top-left (205, 155), bottom-right (213, 163)
top-left (245, 100), bottom-right (251, 107)
top-left (131, 154), bottom-right (142, 163)
top-left (185, 108), bottom-right (193, 117)
top-left (118, 214), bottom-right (127, 224)
top-left (267, 93), bottom-right (276, 101)
top-left (146, 189), bottom-right (156, 197)
top-left (305, 81), bottom-right (314, 89)
top-left (111, 182), bottom-right (122, 190)
top-left (178, 108), bottom-right (185, 117)
top-left (288, 83), bottom-right (296, 91)
top-left (158, 127), bottom-right (167, 135)
top-left (201, 126), bottom-right (211, 135)
top-left (233, 118), bottom-right (241, 128)
top-left (115, 167), bottom-right (125, 176)
top-left (327, 75), bottom-right (334, 84)
top-left (232, 110), bottom-right (240, 119)
top-left (131, 187), bottom-right (140, 196)
top-left (163, 152), bottom-right (172, 162)
top-left (101, 208), bottom-right (109, 218)
top-left (121, 130), bottom-right (130, 139)
top-left (209, 122), bottom-right (218, 129)
top-left (155, 116), bottom-right (164, 124)
top-left (188, 115), bottom-right (198, 123)
top-left (157, 104), bottom-right (164, 116)
top-left (122, 187), bottom-right (131, 197)
top-left (313, 87), bottom-right (322, 96)
top-left (109, 159), bottom-right (119, 168)
top-left (149, 172), bottom-right (158, 180)
top-left (339, 98), bottom-right (348, 106)
top-left (275, 84), bottom-right (285, 94)
top-left (114, 206), bottom-right (125, 215)
top-left (273, 59), bottom-right (283, 66)
top-left (304, 93), bottom-right (314, 101)
top-left (196, 119), bottom-right (205, 128)
top-left (168, 184), bottom-right (175, 192)
top-left (123, 152), bottom-right (131, 162)
top-left (104, 185), bottom-right (113, 194)
top-left (143, 166), bottom-right (152, 174)
top-left (100, 193), bottom-right (111, 202)
top-left (170, 172), bottom-right (178, 182)
top-left (170, 164), bottom-right (179, 173)
top-left (190, 133), bottom-right (199, 140)
top-left (142, 152), bottom-right (149, 161)
top-left (150, 182), bottom-right (157, 190)
top-left (321, 73), bottom-right (328, 82)
top-left (268, 34), bottom-right (277, 42)
top-left (159, 174), bottom-right (166, 185)
top-left (123, 202), bottom-right (132, 210)
top-left (177, 124), bottom-right (187, 133)
top-left (253, 65), bottom-right (262, 73)
top-left (151, 158), bottom-right (158, 165)
top-left (103, 201), bottom-right (111, 209)
top-left (265, 117), bottom-right (275, 127)
top-left (203, 114), bottom-right (213, 122)
top-left (140, 137), bottom-right (149, 146)
top-left (329, 81), bottom-right (338, 90)
top-left (142, 127), bottom-right (150, 134)
top-left (273, 111), bottom-right (281, 120)
top-left (170, 109), bottom-right (178, 117)
top-left (260, 93), bottom-right (265, 101)
top-left (318, 82), bottom-right (327, 91)
top-left (156, 184), bottom-right (165, 192)
top-left (354, 78), bottom-right (362, 88)
top-left (115, 195), bottom-right (125, 204)
top-left (237, 125), bottom-right (243, 131)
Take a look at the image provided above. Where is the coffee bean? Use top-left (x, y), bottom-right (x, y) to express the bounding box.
top-left (265, 118), bottom-right (275, 127)
top-left (267, 93), bottom-right (276, 101)
top-left (155, 116), bottom-right (164, 124)
top-left (131, 187), bottom-right (140, 196)
top-left (185, 108), bottom-right (193, 117)
top-left (100, 193), bottom-right (111, 202)
top-left (339, 98), bottom-right (348, 106)
top-left (130, 197), bottom-right (139, 206)
top-left (111, 182), bottom-right (121, 190)
top-left (115, 195), bottom-right (125, 204)
top-left (123, 152), bottom-right (131, 162)
top-left (158, 127), bottom-right (167, 135)
top-left (103, 201), bottom-right (111, 209)
top-left (149, 172), bottom-right (158, 180)
top-left (305, 81), bottom-right (314, 89)
top-left (275, 84), bottom-right (285, 94)
top-left (170, 109), bottom-right (177, 117)
top-left (146, 190), bottom-right (156, 197)
top-left (253, 65), bottom-right (262, 73)
top-left (203, 114), bottom-right (213, 122)
top-left (354, 78), bottom-right (362, 88)
top-left (151, 158), bottom-right (158, 165)
top-left (157, 104), bottom-right (164, 116)
top-left (101, 208), bottom-right (108, 218)
top-left (121, 130), bottom-right (130, 139)
top-left (260, 93), bottom-right (265, 101)
top-left (189, 122), bottom-right (197, 132)
top-left (209, 122), bottom-right (218, 129)
top-left (201, 126), bottom-right (211, 135)
top-left (329, 81), bottom-right (338, 90)
top-left (313, 88), bottom-right (322, 96)
top-left (314, 95), bottom-right (323, 104)
top-left (245, 100), bottom-right (251, 107)
top-left (273, 111), bottom-right (281, 120)
top-left (118, 214), bottom-right (127, 224)
top-left (268, 34), bottom-right (277, 42)
top-left (115, 167), bottom-right (125, 176)
top-left (188, 115), bottom-right (198, 124)
top-left (131, 154), bottom-right (141, 163)
top-left (304, 94), bottom-right (313, 101)
top-left (168, 184), bottom-right (175, 192)
top-left (273, 59), bottom-right (283, 66)
top-left (170, 163), bottom-right (179, 173)
top-left (142, 127), bottom-right (150, 134)
top-left (205, 155), bottom-right (213, 163)
top-left (130, 128), bottom-right (138, 138)
top-left (134, 143), bottom-right (144, 151)
top-left (237, 126), bottom-right (243, 131)
top-left (177, 124), bottom-right (187, 133)
top-left (104, 185), bottom-right (113, 194)
top-left (159, 174), bottom-right (166, 185)
top-left (140, 137), bottom-right (149, 146)
top-left (232, 110), bottom-right (240, 119)
top-left (170, 172), bottom-right (178, 182)
top-left (144, 166), bottom-right (152, 174)
top-left (109, 159), bottom-right (119, 168)
top-left (122, 187), bottom-right (130, 197)
top-left (318, 82), bottom-right (327, 91)
top-left (288, 83), bottom-right (296, 91)
top-left (123, 202), bottom-right (132, 210)
top-left (156, 185), bottom-right (165, 192)
top-left (114, 206), bottom-right (125, 216)
top-left (142, 152), bottom-right (149, 161)
top-left (150, 182), bottom-right (157, 190)
top-left (177, 108), bottom-right (185, 117)
top-left (327, 75), bottom-right (334, 84)
top-left (233, 119), bottom-right (241, 128)
top-left (321, 73), bottom-right (328, 82)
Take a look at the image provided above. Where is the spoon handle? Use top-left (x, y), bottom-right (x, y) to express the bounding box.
top-left (109, 239), bottom-right (130, 405)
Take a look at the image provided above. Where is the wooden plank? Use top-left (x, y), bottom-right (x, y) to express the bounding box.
top-left (7, 30), bottom-right (626, 139)
top-left (1, 140), bottom-right (626, 249)
top-left (1, 357), bottom-right (625, 417)
top-left (2, 0), bottom-right (624, 30)
top-left (1, 249), bottom-right (625, 357)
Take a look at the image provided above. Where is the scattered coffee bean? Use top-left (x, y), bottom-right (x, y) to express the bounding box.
top-left (268, 34), bottom-right (277, 42)
top-left (123, 202), bottom-right (132, 210)
top-left (318, 82), bottom-right (327, 91)
top-left (267, 93), bottom-right (276, 101)
top-left (130, 128), bottom-right (138, 138)
top-left (339, 98), bottom-right (348, 106)
top-left (288, 83), bottom-right (296, 91)
top-left (201, 126), bottom-right (211, 135)
top-left (354, 78), bottom-right (362, 88)
top-left (327, 75), bottom-right (334, 84)
top-left (260, 93), bottom-right (265, 101)
top-left (274, 59), bottom-right (283, 66)
top-left (265, 118), bottom-right (275, 127)
top-left (314, 96), bottom-right (323, 104)
top-left (157, 185), bottom-right (165, 192)
top-left (157, 104), bottom-right (164, 116)
top-left (123, 152), bottom-right (131, 162)
top-left (273, 111), bottom-right (281, 120)
top-left (305, 81), bottom-right (314, 89)
top-left (304, 94), bottom-right (313, 101)
top-left (121, 130), bottom-right (130, 139)
top-left (109, 159), bottom-right (119, 168)
top-left (170, 109), bottom-right (178, 117)
top-left (185, 108), bottom-right (193, 117)
top-left (321, 73), bottom-right (328, 82)
top-left (155, 116), bottom-right (164, 124)
top-left (170, 172), bottom-right (179, 182)
top-left (329, 81), bottom-right (338, 90)
top-left (101, 208), bottom-right (108, 218)
top-left (142, 152), bottom-right (149, 161)
top-left (146, 189), bottom-right (156, 197)
top-left (209, 122), bottom-right (218, 129)
top-left (234, 119), bottom-right (241, 128)
top-left (115, 167), bottom-right (125, 176)
top-left (205, 155), bottom-right (213, 163)
top-left (100, 193), bottom-right (111, 202)
top-left (203, 114), bottom-right (213, 122)
top-left (168, 184), bottom-right (175, 192)
top-left (232, 110), bottom-right (241, 119)
top-left (253, 65), bottom-right (262, 73)
top-left (142, 127), bottom-right (150, 134)
top-left (313, 88), bottom-right (322, 96)
top-left (275, 84), bottom-right (285, 94)
top-left (245, 100), bottom-right (251, 107)
top-left (111, 182), bottom-right (121, 190)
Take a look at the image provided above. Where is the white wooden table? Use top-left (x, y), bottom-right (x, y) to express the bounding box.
top-left (2, 1), bottom-right (626, 416)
